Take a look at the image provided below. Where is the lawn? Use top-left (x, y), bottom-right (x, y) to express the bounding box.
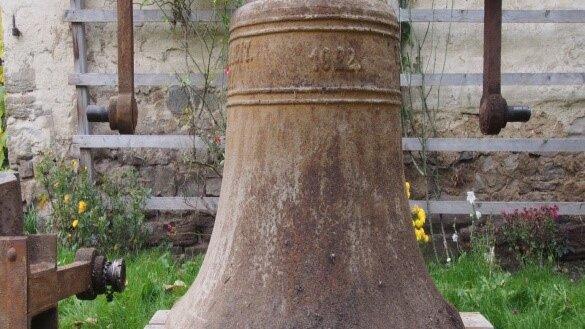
top-left (58, 249), bottom-right (585, 329)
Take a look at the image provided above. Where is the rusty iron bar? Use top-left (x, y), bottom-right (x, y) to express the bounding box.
top-left (0, 173), bottom-right (126, 329)
top-left (480, 0), bottom-right (531, 135)
top-left (88, 0), bottom-right (138, 134)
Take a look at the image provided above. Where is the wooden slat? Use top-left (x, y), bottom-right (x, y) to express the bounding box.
top-left (402, 138), bottom-right (585, 153)
top-left (144, 197), bottom-right (584, 215)
top-left (63, 9), bottom-right (224, 23)
top-left (399, 9), bottom-right (585, 23)
top-left (144, 310), bottom-right (493, 328)
top-left (71, 0), bottom-right (93, 179)
top-left (72, 134), bottom-right (207, 149)
top-left (411, 201), bottom-right (585, 216)
top-left (401, 73), bottom-right (585, 86)
top-left (68, 72), bottom-right (584, 87)
top-left (64, 9), bottom-right (585, 24)
top-left (149, 310), bottom-right (170, 325)
top-left (73, 135), bottom-right (585, 153)
top-left (145, 197), bottom-right (218, 215)
top-left (68, 73), bottom-right (226, 88)
top-left (460, 312), bottom-right (494, 329)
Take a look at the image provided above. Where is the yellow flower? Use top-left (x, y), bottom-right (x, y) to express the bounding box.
top-left (414, 218), bottom-right (425, 229)
top-left (63, 194), bottom-right (72, 204)
top-left (412, 205), bottom-right (426, 223)
top-left (404, 182), bottom-right (411, 199)
top-left (423, 234), bottom-right (430, 243)
top-left (78, 201), bottom-right (88, 214)
top-left (71, 159), bottom-right (79, 172)
top-left (415, 228), bottom-right (425, 241)
top-left (67, 233), bottom-right (72, 241)
top-left (71, 219), bottom-right (79, 229)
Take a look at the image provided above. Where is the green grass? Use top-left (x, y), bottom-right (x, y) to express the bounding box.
top-left (57, 248), bottom-right (585, 329)
top-left (430, 253), bottom-right (585, 329)
top-left (58, 248), bottom-right (203, 329)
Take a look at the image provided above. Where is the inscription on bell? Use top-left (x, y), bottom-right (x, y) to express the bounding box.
top-left (309, 46), bottom-right (362, 72)
top-left (230, 40), bottom-right (253, 66)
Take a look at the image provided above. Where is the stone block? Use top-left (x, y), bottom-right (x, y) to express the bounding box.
top-left (5, 64), bottom-right (36, 93)
top-left (205, 177), bottom-right (222, 196)
top-left (167, 86), bottom-right (190, 114)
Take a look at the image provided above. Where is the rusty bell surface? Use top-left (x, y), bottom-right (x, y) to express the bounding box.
top-left (167, 0), bottom-right (464, 328)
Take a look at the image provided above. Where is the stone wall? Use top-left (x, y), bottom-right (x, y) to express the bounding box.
top-left (1, 0), bottom-right (583, 242)
top-left (401, 0), bottom-right (584, 205)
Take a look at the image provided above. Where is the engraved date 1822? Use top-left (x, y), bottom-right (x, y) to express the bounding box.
top-left (309, 46), bottom-right (362, 72)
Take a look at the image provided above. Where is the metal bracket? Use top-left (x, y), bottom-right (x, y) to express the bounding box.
top-left (0, 173), bottom-right (126, 329)
top-left (480, 0), bottom-right (531, 135)
top-left (86, 0), bottom-right (138, 134)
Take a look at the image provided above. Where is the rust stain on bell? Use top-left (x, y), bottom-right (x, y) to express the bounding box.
top-left (167, 0), bottom-right (464, 328)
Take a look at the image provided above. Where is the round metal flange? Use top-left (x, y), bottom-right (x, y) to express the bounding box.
top-left (479, 93), bottom-right (507, 135)
top-left (108, 94), bottom-right (137, 134)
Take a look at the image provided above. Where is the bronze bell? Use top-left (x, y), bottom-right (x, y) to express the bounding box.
top-left (166, 0), bottom-right (464, 328)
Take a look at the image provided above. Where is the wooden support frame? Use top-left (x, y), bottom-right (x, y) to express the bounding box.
top-left (65, 6), bottom-right (585, 216)
top-left (64, 9), bottom-right (585, 24)
top-left (68, 72), bottom-right (584, 87)
top-left (145, 310), bottom-right (495, 329)
top-left (70, 0), bottom-right (93, 179)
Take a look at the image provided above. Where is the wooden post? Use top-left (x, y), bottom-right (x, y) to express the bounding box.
top-left (70, 0), bottom-right (94, 180)
top-left (0, 173), bottom-right (23, 236)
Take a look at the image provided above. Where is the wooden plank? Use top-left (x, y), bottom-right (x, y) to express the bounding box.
top-left (401, 73), bottom-right (585, 86)
top-left (70, 0), bottom-right (94, 179)
top-left (460, 312), bottom-right (494, 329)
top-left (399, 9), bottom-right (585, 23)
top-left (64, 9), bottom-right (585, 24)
top-left (69, 72), bottom-right (584, 87)
top-left (149, 310), bottom-right (170, 325)
top-left (402, 138), bottom-right (585, 153)
top-left (142, 197), bottom-right (584, 216)
top-left (145, 197), bottom-right (219, 215)
top-left (73, 135), bottom-right (585, 153)
top-left (411, 201), bottom-right (585, 216)
top-left (72, 134), bottom-right (207, 149)
top-left (63, 9), bottom-right (229, 23)
top-left (143, 310), bottom-right (493, 328)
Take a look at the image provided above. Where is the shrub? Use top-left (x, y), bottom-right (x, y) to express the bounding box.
top-left (497, 206), bottom-right (566, 265)
top-left (35, 155), bottom-right (150, 255)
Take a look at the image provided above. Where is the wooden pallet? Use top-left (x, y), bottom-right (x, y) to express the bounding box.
top-left (145, 310), bottom-right (494, 328)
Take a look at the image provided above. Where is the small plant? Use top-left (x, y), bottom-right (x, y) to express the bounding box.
top-left (498, 205), bottom-right (566, 265)
top-left (35, 155), bottom-right (150, 255)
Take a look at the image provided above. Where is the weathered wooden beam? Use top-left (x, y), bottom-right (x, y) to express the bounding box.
top-left (68, 72), bottom-right (585, 87)
top-left (73, 135), bottom-right (585, 153)
top-left (71, 0), bottom-right (94, 179)
top-left (142, 197), bottom-right (585, 216)
top-left (399, 9), bottom-right (585, 23)
top-left (72, 134), bottom-right (207, 149)
top-left (401, 73), bottom-right (585, 86)
top-left (68, 72), bottom-right (226, 87)
top-left (63, 9), bottom-right (228, 23)
top-left (402, 137), bottom-right (585, 153)
top-left (64, 9), bottom-right (585, 24)
top-left (0, 173), bottom-right (23, 236)
top-left (411, 200), bottom-right (585, 216)
top-left (145, 310), bottom-right (494, 328)
top-left (144, 197), bottom-right (218, 215)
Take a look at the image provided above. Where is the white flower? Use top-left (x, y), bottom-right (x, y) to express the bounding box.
top-left (446, 257), bottom-right (452, 263)
top-left (452, 232), bottom-right (459, 243)
top-left (466, 191), bottom-right (476, 205)
top-left (475, 210), bottom-right (482, 219)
